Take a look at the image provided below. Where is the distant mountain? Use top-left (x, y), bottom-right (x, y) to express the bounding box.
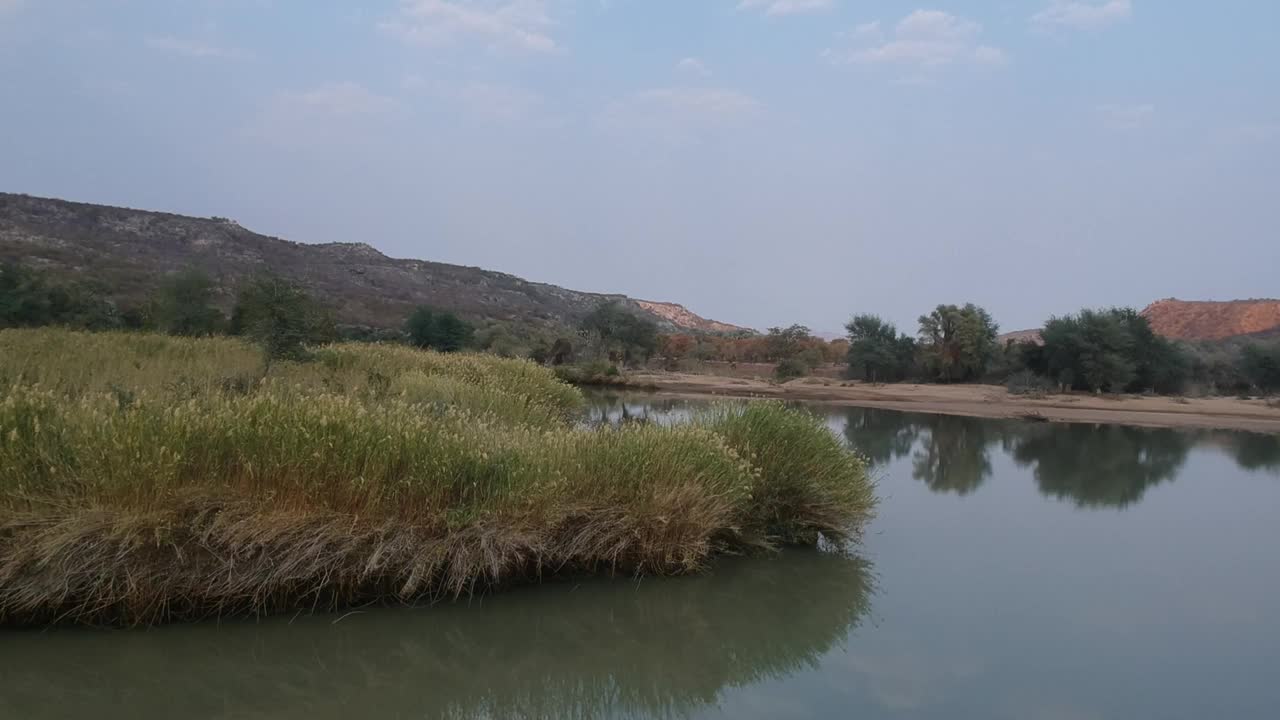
top-left (998, 300), bottom-right (1280, 347)
top-left (997, 329), bottom-right (1044, 346)
top-left (0, 193), bottom-right (752, 337)
top-left (1141, 298), bottom-right (1280, 341)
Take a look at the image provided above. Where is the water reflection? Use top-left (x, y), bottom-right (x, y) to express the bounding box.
top-left (841, 407), bottom-right (918, 466)
top-left (837, 406), bottom-right (1201, 507)
top-left (581, 391), bottom-right (1276, 510)
top-left (1010, 424), bottom-right (1190, 509)
top-left (583, 391), bottom-right (697, 427)
top-left (0, 550), bottom-right (873, 720)
top-left (1227, 432), bottom-right (1280, 472)
top-left (910, 415), bottom-right (998, 496)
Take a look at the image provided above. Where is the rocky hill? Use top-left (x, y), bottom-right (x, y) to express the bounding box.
top-left (0, 193), bottom-right (751, 337)
top-left (1141, 299), bottom-right (1280, 341)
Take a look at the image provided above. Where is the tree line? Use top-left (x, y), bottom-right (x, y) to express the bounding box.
top-left (0, 263), bottom-right (477, 361)
top-left (843, 303), bottom-right (1280, 396)
top-left (4, 261), bottom-right (1277, 395)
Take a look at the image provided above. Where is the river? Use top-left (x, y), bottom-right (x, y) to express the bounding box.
top-left (3, 392), bottom-right (1278, 719)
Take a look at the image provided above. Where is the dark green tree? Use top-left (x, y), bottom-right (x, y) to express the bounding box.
top-left (404, 306), bottom-right (474, 353)
top-left (0, 263), bottom-right (119, 330)
top-left (405, 307), bottom-right (438, 349)
top-left (0, 262), bottom-right (54, 327)
top-left (845, 314), bottom-right (915, 382)
top-left (231, 275), bottom-right (334, 361)
top-left (434, 313), bottom-right (474, 352)
top-left (153, 268), bottom-right (225, 336)
top-left (1040, 308), bottom-right (1189, 393)
top-left (1240, 342), bottom-right (1280, 394)
top-left (581, 302), bottom-right (658, 365)
top-left (917, 304), bottom-right (999, 383)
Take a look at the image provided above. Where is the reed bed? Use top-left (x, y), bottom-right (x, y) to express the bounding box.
top-left (0, 328), bottom-right (874, 626)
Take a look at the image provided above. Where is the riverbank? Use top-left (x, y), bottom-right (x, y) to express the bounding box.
top-left (614, 371), bottom-right (1280, 434)
top-left (0, 329), bottom-right (874, 626)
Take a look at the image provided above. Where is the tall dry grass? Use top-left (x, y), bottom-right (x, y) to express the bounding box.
top-left (0, 328), bottom-right (874, 626)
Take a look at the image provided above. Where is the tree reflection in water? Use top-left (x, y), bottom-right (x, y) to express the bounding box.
top-left (910, 415), bottom-right (999, 496)
top-left (1010, 424), bottom-right (1190, 509)
top-left (839, 407), bottom-right (1211, 508)
top-left (1228, 432), bottom-right (1280, 472)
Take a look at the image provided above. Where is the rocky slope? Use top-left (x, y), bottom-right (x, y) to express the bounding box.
top-left (0, 193), bottom-right (750, 337)
top-left (634, 300), bottom-right (750, 335)
top-left (1141, 299), bottom-right (1280, 341)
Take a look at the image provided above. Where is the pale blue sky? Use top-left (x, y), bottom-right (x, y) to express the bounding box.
top-left (1, 1), bottom-right (1277, 332)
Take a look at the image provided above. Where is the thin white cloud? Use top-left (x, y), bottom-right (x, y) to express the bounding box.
top-left (145, 36), bottom-right (254, 61)
top-left (381, 0), bottom-right (558, 53)
top-left (1033, 0), bottom-right (1132, 31)
top-left (1096, 103), bottom-right (1154, 131)
top-left (677, 56), bottom-right (711, 77)
top-left (738, 0), bottom-right (834, 17)
top-left (288, 82), bottom-right (397, 116)
top-left (601, 86), bottom-right (760, 142)
top-left (457, 82), bottom-right (544, 121)
top-left (851, 21), bottom-right (882, 39)
top-left (827, 10), bottom-right (1007, 71)
top-left (249, 82), bottom-right (398, 148)
top-left (401, 75), bottom-right (549, 123)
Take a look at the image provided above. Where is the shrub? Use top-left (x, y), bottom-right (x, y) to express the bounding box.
top-left (231, 275), bottom-right (335, 361)
top-left (774, 357), bottom-right (809, 381)
top-left (1006, 369), bottom-right (1054, 397)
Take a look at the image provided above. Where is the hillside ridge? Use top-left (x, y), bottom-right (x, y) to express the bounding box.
top-left (1141, 298), bottom-right (1280, 341)
top-left (0, 192), bottom-right (752, 337)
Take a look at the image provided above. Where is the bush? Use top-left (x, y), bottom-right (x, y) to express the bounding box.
top-left (231, 275), bottom-right (335, 361)
top-left (553, 360), bottom-right (622, 386)
top-left (1006, 369), bottom-right (1054, 397)
top-left (774, 357), bottom-right (809, 381)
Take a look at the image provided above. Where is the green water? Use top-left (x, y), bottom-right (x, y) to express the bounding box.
top-left (3, 394), bottom-right (1279, 719)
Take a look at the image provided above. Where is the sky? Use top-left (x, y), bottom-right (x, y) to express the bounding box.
top-left (1, 1), bottom-right (1277, 334)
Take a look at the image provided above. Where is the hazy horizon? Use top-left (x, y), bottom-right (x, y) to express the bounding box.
top-left (2, 1), bottom-right (1276, 333)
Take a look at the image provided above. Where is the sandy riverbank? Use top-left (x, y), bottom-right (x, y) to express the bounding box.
top-left (616, 372), bottom-right (1280, 434)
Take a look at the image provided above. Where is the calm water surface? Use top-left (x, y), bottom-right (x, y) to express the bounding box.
top-left (3, 393), bottom-right (1279, 720)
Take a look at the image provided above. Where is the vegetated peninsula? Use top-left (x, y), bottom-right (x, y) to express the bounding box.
top-left (0, 328), bottom-right (874, 627)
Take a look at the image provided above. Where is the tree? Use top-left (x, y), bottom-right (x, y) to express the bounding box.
top-left (1041, 310), bottom-right (1133, 392)
top-left (405, 307), bottom-right (437, 349)
top-left (0, 263), bottom-right (119, 330)
top-left (0, 263), bottom-right (51, 327)
top-left (549, 337), bottom-right (574, 365)
top-left (845, 314), bottom-right (914, 382)
top-left (765, 325), bottom-right (811, 361)
top-left (581, 302), bottom-right (658, 365)
top-left (153, 268), bottom-right (224, 336)
top-left (1040, 308), bottom-right (1188, 394)
top-left (434, 312), bottom-right (474, 352)
top-left (917, 304), bottom-right (998, 383)
top-left (1240, 342), bottom-right (1280, 394)
top-left (231, 275), bottom-right (334, 361)
top-left (659, 334), bottom-right (695, 369)
top-left (405, 306), bottom-right (474, 353)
